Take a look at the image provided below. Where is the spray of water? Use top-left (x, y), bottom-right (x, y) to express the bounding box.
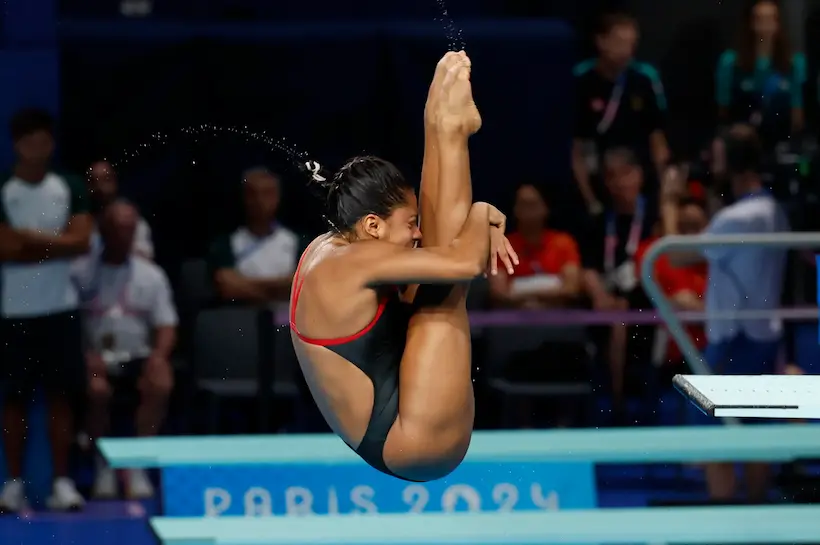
top-left (433, 0), bottom-right (466, 51)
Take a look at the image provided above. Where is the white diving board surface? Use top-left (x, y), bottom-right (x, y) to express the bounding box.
top-left (151, 505), bottom-right (820, 544)
top-left (675, 375), bottom-right (820, 419)
top-left (100, 424), bottom-right (820, 468)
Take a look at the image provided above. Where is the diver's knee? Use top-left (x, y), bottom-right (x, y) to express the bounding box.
top-left (387, 421), bottom-right (470, 481)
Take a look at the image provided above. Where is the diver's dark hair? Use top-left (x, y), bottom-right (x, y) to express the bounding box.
top-left (302, 156), bottom-right (413, 233)
top-left (10, 108), bottom-right (54, 142)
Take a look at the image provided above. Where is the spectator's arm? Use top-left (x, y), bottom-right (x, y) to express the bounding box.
top-left (583, 268), bottom-right (610, 306)
top-left (659, 260), bottom-right (704, 311)
top-left (13, 175), bottom-right (92, 261)
top-left (487, 270), bottom-right (519, 308)
top-left (791, 52), bottom-right (807, 132)
top-left (637, 63), bottom-right (678, 234)
top-left (572, 139), bottom-right (597, 210)
top-left (208, 235), bottom-right (291, 303)
top-left (637, 63), bottom-right (671, 174)
top-left (150, 269), bottom-right (178, 359)
top-left (533, 236), bottom-right (582, 305)
top-left (571, 66), bottom-right (599, 210)
top-left (666, 249), bottom-right (705, 267)
top-left (715, 50), bottom-right (736, 122)
top-left (671, 289), bottom-right (703, 311)
top-left (134, 219), bottom-right (155, 260)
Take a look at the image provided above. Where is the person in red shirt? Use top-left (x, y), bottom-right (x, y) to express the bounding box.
top-left (637, 197), bottom-right (708, 382)
top-left (489, 184), bottom-right (582, 309)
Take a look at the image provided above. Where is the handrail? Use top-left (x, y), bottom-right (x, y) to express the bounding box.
top-left (641, 233), bottom-right (820, 378)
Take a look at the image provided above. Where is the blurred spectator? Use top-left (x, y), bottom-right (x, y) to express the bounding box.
top-left (0, 108), bottom-right (92, 511)
top-left (489, 184), bottom-right (581, 308)
top-left (670, 124), bottom-right (789, 502)
top-left (572, 12), bottom-right (675, 225)
top-left (73, 200), bottom-right (177, 499)
top-left (87, 161), bottom-right (155, 260)
top-left (208, 167), bottom-right (297, 305)
top-left (581, 147), bottom-right (657, 417)
top-left (637, 198), bottom-right (708, 384)
top-left (716, 0), bottom-right (806, 142)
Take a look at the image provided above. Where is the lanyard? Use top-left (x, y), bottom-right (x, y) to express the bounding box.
top-left (604, 197), bottom-right (644, 273)
top-left (235, 223), bottom-right (278, 262)
top-left (83, 260), bottom-right (135, 317)
top-left (596, 71), bottom-right (627, 135)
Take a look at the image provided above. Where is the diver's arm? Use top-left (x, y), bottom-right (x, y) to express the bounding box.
top-left (354, 202), bottom-right (491, 286)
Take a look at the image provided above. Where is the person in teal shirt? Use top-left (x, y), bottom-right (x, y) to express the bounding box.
top-left (716, 0), bottom-right (806, 144)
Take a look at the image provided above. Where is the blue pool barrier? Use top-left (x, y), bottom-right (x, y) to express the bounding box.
top-left (150, 505), bottom-right (820, 544)
top-left (100, 426), bottom-right (820, 516)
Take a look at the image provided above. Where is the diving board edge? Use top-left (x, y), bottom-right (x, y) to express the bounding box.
top-left (673, 375), bottom-right (716, 416)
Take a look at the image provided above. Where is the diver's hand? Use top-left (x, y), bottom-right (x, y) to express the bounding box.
top-left (435, 51), bottom-right (482, 136)
top-left (487, 228), bottom-right (518, 277)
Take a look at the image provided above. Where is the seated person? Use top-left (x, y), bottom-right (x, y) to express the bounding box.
top-left (489, 183), bottom-right (581, 308)
top-left (87, 160), bottom-right (154, 259)
top-left (208, 167), bottom-right (297, 305)
top-left (489, 183), bottom-right (585, 428)
top-left (637, 198), bottom-right (708, 385)
top-left (581, 148), bottom-right (657, 417)
top-left (73, 200), bottom-right (177, 499)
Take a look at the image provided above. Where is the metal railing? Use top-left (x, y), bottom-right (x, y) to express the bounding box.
top-left (641, 232), bottom-right (820, 377)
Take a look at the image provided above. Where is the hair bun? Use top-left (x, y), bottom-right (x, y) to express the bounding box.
top-left (304, 160), bottom-right (327, 184)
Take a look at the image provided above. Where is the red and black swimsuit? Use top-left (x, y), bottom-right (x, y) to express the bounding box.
top-left (289, 248), bottom-right (413, 480)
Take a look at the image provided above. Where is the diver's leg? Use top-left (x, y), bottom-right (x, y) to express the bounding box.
top-left (419, 51), bottom-right (473, 247)
top-left (384, 57), bottom-right (479, 481)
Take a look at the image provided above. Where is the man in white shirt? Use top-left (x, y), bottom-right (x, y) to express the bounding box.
top-left (670, 124), bottom-right (789, 503)
top-left (87, 160), bottom-right (154, 259)
top-left (208, 167), bottom-right (298, 304)
top-left (73, 200), bottom-right (177, 499)
top-left (0, 108), bottom-right (93, 512)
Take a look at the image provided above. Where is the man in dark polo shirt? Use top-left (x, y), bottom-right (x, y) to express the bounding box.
top-left (572, 12), bottom-right (677, 230)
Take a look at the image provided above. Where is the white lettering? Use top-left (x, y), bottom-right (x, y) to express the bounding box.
top-left (350, 485), bottom-right (378, 513)
top-left (491, 483), bottom-right (519, 512)
top-left (327, 487), bottom-right (339, 515)
top-left (401, 484), bottom-right (429, 513)
top-left (204, 487), bottom-right (232, 517)
top-left (243, 487), bottom-right (272, 516)
top-left (530, 484), bottom-right (559, 511)
top-left (284, 486), bottom-right (314, 515)
top-left (441, 484), bottom-right (481, 512)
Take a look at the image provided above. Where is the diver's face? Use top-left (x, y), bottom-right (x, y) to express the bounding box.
top-left (359, 190), bottom-right (422, 248)
top-left (382, 191), bottom-right (422, 248)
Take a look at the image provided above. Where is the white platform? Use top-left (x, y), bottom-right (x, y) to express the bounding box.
top-left (674, 375), bottom-right (820, 419)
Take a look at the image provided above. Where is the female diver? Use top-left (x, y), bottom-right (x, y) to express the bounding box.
top-left (289, 51), bottom-right (517, 482)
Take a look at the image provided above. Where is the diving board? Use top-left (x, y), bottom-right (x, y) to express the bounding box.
top-left (151, 505), bottom-right (820, 544)
top-left (675, 375), bottom-right (820, 419)
top-left (100, 425), bottom-right (820, 468)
